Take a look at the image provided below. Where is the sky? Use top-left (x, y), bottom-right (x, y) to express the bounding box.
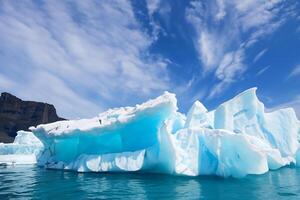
top-left (0, 0), bottom-right (299, 119)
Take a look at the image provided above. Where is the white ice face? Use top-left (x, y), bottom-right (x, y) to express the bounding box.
top-left (0, 131), bottom-right (43, 165)
top-left (1, 89), bottom-right (300, 178)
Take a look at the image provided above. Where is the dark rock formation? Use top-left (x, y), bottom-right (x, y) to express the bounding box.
top-left (0, 92), bottom-right (64, 143)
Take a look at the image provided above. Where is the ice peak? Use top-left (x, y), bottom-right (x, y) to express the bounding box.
top-left (190, 100), bottom-right (207, 113)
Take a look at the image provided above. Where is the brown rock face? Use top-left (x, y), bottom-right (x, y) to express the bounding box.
top-left (0, 92), bottom-right (64, 143)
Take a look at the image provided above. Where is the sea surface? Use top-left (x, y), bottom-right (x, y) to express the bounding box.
top-left (1, 166), bottom-right (300, 200)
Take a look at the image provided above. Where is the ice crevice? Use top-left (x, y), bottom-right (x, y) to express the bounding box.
top-left (1, 88), bottom-right (300, 178)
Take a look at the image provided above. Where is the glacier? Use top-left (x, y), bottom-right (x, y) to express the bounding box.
top-left (1, 88), bottom-right (300, 178)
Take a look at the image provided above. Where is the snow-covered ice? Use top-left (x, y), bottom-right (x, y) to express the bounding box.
top-left (0, 131), bottom-right (43, 165)
top-left (1, 88), bottom-right (299, 178)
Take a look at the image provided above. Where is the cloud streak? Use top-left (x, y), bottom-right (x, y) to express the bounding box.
top-left (256, 66), bottom-right (271, 77)
top-left (288, 64), bottom-right (300, 79)
top-left (186, 0), bottom-right (294, 99)
top-left (253, 49), bottom-right (268, 63)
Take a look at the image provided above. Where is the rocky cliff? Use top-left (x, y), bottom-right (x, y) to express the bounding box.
top-left (0, 92), bottom-right (64, 143)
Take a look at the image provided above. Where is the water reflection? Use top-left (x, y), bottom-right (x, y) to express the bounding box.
top-left (0, 166), bottom-right (300, 199)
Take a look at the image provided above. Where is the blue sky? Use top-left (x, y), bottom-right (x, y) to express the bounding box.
top-left (0, 0), bottom-right (299, 119)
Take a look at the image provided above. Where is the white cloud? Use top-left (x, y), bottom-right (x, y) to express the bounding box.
top-left (235, 0), bottom-right (281, 31)
top-left (186, 0), bottom-right (291, 99)
top-left (146, 0), bottom-right (161, 16)
top-left (197, 31), bottom-right (224, 72)
top-left (146, 0), bottom-right (163, 40)
top-left (288, 64), bottom-right (300, 79)
top-left (215, 49), bottom-right (245, 82)
top-left (0, 0), bottom-right (170, 119)
top-left (18, 71), bottom-right (100, 118)
top-left (215, 0), bottom-right (226, 20)
top-left (145, 0), bottom-right (170, 40)
top-left (256, 66), bottom-right (271, 77)
top-left (253, 48), bottom-right (268, 63)
top-left (207, 49), bottom-right (246, 99)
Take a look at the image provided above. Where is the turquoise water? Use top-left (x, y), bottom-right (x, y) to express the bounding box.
top-left (1, 166), bottom-right (300, 199)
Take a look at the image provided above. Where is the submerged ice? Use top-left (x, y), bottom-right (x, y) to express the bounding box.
top-left (1, 88), bottom-right (300, 178)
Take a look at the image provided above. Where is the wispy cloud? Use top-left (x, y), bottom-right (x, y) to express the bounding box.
top-left (146, 0), bottom-right (161, 16)
top-left (186, 0), bottom-right (294, 99)
top-left (253, 48), bottom-right (268, 63)
top-left (145, 0), bottom-right (170, 39)
top-left (207, 49), bottom-right (246, 99)
top-left (288, 64), bottom-right (300, 79)
top-left (0, 0), bottom-right (170, 118)
top-left (256, 66), bottom-right (271, 77)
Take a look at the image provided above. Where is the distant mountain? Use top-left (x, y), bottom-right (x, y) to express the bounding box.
top-left (0, 92), bottom-right (64, 143)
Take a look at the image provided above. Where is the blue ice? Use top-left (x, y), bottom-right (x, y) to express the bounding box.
top-left (1, 89), bottom-right (299, 178)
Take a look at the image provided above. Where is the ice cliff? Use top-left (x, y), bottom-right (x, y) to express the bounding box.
top-left (1, 88), bottom-right (300, 178)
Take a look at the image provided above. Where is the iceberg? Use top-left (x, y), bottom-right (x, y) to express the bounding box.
top-left (0, 131), bottom-right (43, 165)
top-left (1, 88), bottom-right (299, 178)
